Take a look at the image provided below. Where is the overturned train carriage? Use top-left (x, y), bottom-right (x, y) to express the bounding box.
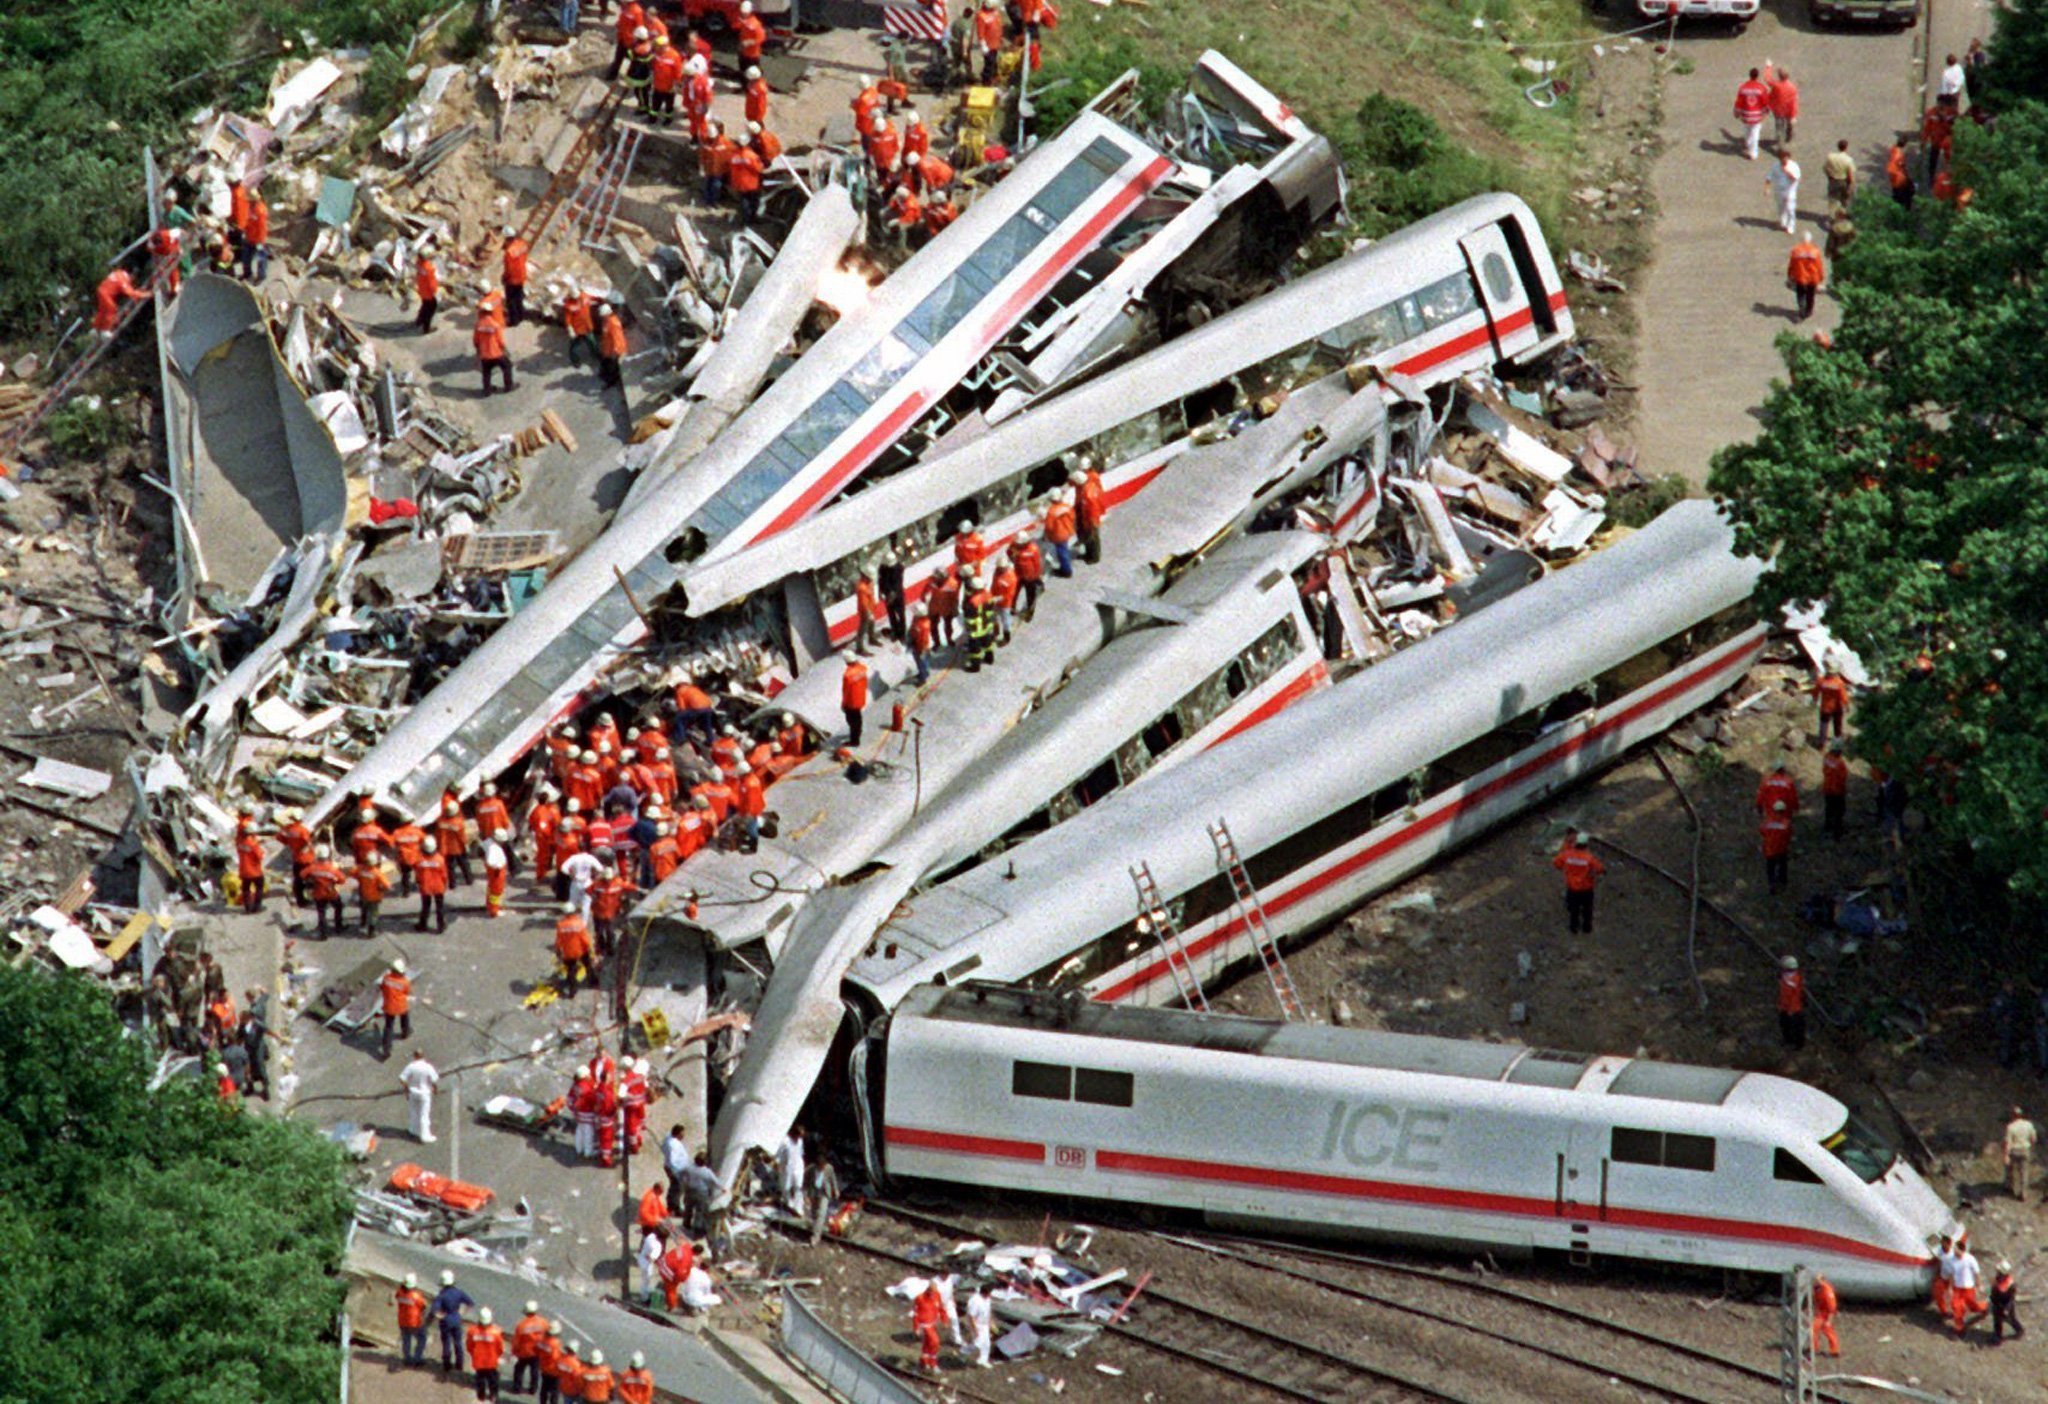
top-left (872, 984), bottom-right (1953, 1300)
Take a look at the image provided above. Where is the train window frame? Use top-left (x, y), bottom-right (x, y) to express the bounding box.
top-left (1773, 1148), bottom-right (1825, 1185)
top-left (1663, 1132), bottom-right (1717, 1173)
top-left (1012, 1061), bottom-right (1072, 1101)
top-left (1074, 1068), bottom-right (1134, 1108)
top-left (1611, 1126), bottom-right (1717, 1172)
top-left (1610, 1127), bottom-right (1662, 1167)
top-left (1823, 1112), bottom-right (1899, 1185)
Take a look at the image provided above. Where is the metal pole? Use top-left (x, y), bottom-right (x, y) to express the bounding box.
top-left (450, 1071), bottom-right (461, 1183)
top-left (910, 717), bottom-right (925, 815)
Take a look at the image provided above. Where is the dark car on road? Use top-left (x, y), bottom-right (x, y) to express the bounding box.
top-left (1808, 0), bottom-right (1919, 27)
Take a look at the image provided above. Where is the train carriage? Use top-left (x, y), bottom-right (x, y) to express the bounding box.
top-left (874, 984), bottom-right (1955, 1300)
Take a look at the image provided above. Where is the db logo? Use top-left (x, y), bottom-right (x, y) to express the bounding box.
top-left (1052, 1145), bottom-right (1086, 1169)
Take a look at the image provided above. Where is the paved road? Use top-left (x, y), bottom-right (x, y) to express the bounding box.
top-left (1633, 0), bottom-right (1993, 485)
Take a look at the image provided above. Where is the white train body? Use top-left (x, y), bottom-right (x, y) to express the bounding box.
top-left (878, 985), bottom-right (1955, 1300)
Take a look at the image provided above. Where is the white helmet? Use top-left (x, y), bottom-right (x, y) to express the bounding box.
top-left (314, 844), bottom-right (331, 859)
top-left (484, 782), bottom-right (497, 797)
top-left (734, 762), bottom-right (752, 776)
top-left (631, 1350), bottom-right (646, 1368)
top-left (566, 799), bottom-right (581, 814)
top-left (479, 1307), bottom-right (494, 1325)
top-left (526, 1300), bottom-right (540, 1314)
top-left (959, 518), bottom-right (976, 533)
top-left (581, 750), bottom-right (597, 763)
top-left (495, 828), bottom-right (511, 842)
top-left (904, 107), bottom-right (920, 124)
top-left (635, 1057), bottom-right (650, 1073)
top-left (502, 224), bottom-right (515, 238)
top-left (632, 24), bottom-right (648, 38)
top-left (563, 901), bottom-right (579, 916)
top-left (441, 1269), bottom-right (456, 1286)
top-left (780, 712), bottom-right (794, 726)
top-left (423, 837), bottom-right (438, 853)
top-left (577, 1064), bottom-right (591, 1079)
top-left (390, 958), bottom-right (407, 975)
top-left (745, 65), bottom-right (762, 81)
top-left (1781, 955), bottom-right (1799, 971)
top-left (588, 1350), bottom-right (605, 1366)
top-left (404, 1273), bottom-right (418, 1288)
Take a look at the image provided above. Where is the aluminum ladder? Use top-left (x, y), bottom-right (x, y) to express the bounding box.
top-left (1128, 861), bottom-right (1208, 1013)
top-left (1208, 818), bottom-right (1305, 1022)
top-left (515, 88), bottom-right (625, 249)
top-left (570, 122), bottom-right (644, 253)
top-left (0, 257), bottom-right (172, 463)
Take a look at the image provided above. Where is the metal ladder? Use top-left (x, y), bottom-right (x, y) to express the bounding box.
top-left (569, 122), bottom-right (644, 253)
top-left (1128, 862), bottom-right (1208, 1013)
top-left (516, 88), bottom-right (626, 249)
top-left (1208, 818), bottom-right (1305, 1022)
top-left (0, 257), bottom-right (172, 463)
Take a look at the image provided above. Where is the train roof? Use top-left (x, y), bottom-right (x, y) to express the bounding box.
top-left (900, 983), bottom-right (1756, 1108)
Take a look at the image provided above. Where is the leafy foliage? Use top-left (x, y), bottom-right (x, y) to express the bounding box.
top-left (44, 397), bottom-right (123, 461)
top-left (1976, 0), bottom-right (2048, 108)
top-left (1707, 97), bottom-right (2048, 898)
top-left (1346, 93), bottom-right (1515, 236)
top-left (0, 965), bottom-right (350, 1402)
top-left (1029, 36), bottom-right (1182, 136)
top-left (0, 0), bottom-right (442, 339)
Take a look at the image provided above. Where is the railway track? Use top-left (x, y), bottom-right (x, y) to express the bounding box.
top-left (834, 1200), bottom-right (1471, 1403)
top-left (852, 1199), bottom-right (1851, 1404)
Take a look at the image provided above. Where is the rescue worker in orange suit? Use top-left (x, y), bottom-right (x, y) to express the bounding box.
top-left (735, 0), bottom-right (767, 62)
top-left (1811, 1273), bottom-right (1840, 1357)
top-left (306, 844), bottom-right (345, 937)
top-left (683, 56), bottom-right (714, 141)
top-left (1756, 758), bottom-right (1798, 820)
top-left (854, 567), bottom-right (886, 653)
top-left (535, 1324), bottom-right (567, 1404)
top-left (913, 1279), bottom-right (947, 1372)
top-left (379, 958), bottom-right (412, 1058)
top-left (389, 816), bottom-right (425, 894)
top-left (439, 794), bottom-right (474, 887)
top-left (617, 1352), bottom-right (656, 1404)
top-left (1820, 742), bottom-right (1849, 838)
top-left (553, 1342), bottom-right (583, 1404)
top-left (476, 300), bottom-right (514, 396)
top-left (743, 65), bottom-right (770, 127)
top-left (886, 178), bottom-right (922, 247)
top-left (1552, 828), bottom-right (1605, 934)
top-left (355, 858), bottom-right (391, 936)
top-left (556, 902), bottom-right (597, 992)
top-left (1787, 229), bottom-right (1824, 322)
top-left (1761, 799), bottom-right (1793, 894)
top-left (748, 120), bottom-right (781, 168)
top-left (93, 266), bottom-right (150, 337)
top-left (1777, 954), bottom-right (1806, 1050)
top-left (841, 656), bottom-right (870, 748)
top-left (648, 35), bottom-right (681, 122)
top-left (596, 302), bottom-right (628, 392)
top-left (973, 0), bottom-right (1004, 84)
top-left (1886, 140), bottom-right (1914, 208)
top-left (467, 1306), bottom-right (507, 1400)
top-left (1043, 488), bottom-right (1076, 576)
top-left (235, 828), bottom-right (266, 912)
top-left (596, 1073), bottom-right (622, 1167)
top-left (1950, 1241), bottom-right (1988, 1336)
top-left (498, 228), bottom-right (531, 327)
top-left (922, 194), bottom-right (959, 238)
top-left (277, 808), bottom-right (314, 905)
top-left (1931, 1233), bottom-right (1957, 1319)
top-left (510, 1302), bottom-right (549, 1394)
top-left (608, 0), bottom-right (646, 80)
top-left (237, 193), bottom-right (271, 283)
top-left (146, 223), bottom-right (183, 297)
top-left (658, 1237), bottom-right (695, 1310)
top-left (415, 251), bottom-right (440, 333)
top-left (698, 120), bottom-right (735, 204)
top-left (729, 140), bottom-right (764, 225)
top-left (1812, 665), bottom-right (1851, 743)
top-left (1074, 462), bottom-right (1107, 564)
top-left (1012, 528), bottom-right (1046, 621)
top-left (415, 836), bottom-right (450, 932)
top-left (394, 1273), bottom-right (430, 1365)
top-left (581, 1350), bottom-right (610, 1404)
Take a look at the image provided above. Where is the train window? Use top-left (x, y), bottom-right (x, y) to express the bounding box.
top-left (1481, 252), bottom-right (1514, 304)
top-left (1074, 1068), bottom-right (1134, 1108)
top-left (1141, 711), bottom-right (1184, 759)
top-left (1073, 757), bottom-right (1120, 809)
top-left (1822, 1113), bottom-right (1899, 1184)
top-left (1773, 1149), bottom-right (1825, 1185)
top-left (1012, 1061), bottom-right (1072, 1101)
top-left (1610, 1127), bottom-right (1662, 1167)
top-left (1612, 1127), bottom-right (1717, 1172)
top-left (1663, 1133), bottom-right (1717, 1173)
top-left (1415, 272), bottom-right (1478, 331)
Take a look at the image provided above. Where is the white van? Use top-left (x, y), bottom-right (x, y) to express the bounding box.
top-left (1634, 0), bottom-right (1760, 25)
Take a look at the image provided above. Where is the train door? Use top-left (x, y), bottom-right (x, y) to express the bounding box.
top-left (1458, 223), bottom-right (1535, 360)
top-left (1555, 1127), bottom-right (1608, 1243)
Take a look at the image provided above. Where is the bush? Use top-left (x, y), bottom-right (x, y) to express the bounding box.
top-left (1029, 36), bottom-right (1182, 137)
top-left (355, 41), bottom-right (415, 124)
top-left (1345, 93), bottom-right (1512, 235)
top-left (44, 397), bottom-right (123, 462)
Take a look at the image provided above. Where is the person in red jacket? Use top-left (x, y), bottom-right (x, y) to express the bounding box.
top-left (1777, 954), bottom-right (1806, 1049)
top-left (913, 1279), bottom-right (947, 1371)
top-left (394, 1273), bottom-right (431, 1365)
top-left (973, 0), bottom-right (1004, 84)
top-left (596, 302), bottom-right (628, 391)
top-left (841, 657), bottom-right (870, 747)
top-left (1074, 461), bottom-right (1107, 564)
top-left (235, 829), bottom-right (267, 912)
top-left (355, 859), bottom-right (391, 936)
top-left (467, 1307), bottom-right (507, 1398)
top-left (1811, 1273), bottom-right (1840, 1356)
top-left (735, 0), bottom-right (766, 62)
top-left (237, 194), bottom-right (271, 283)
top-left (742, 65), bottom-right (770, 127)
top-left (733, 761), bottom-right (766, 851)
top-left (500, 229), bottom-right (531, 328)
top-left (1767, 68), bottom-right (1799, 147)
top-left (1820, 743), bottom-right (1849, 838)
top-left (92, 266), bottom-right (150, 336)
top-left (475, 302), bottom-right (514, 395)
top-left (1811, 665), bottom-right (1851, 743)
top-left (1012, 529), bottom-right (1045, 621)
top-left (609, 0), bottom-right (646, 79)
top-left (990, 557), bottom-right (1019, 645)
top-left (648, 36), bottom-right (682, 123)
top-left (589, 865), bottom-right (637, 957)
top-left (617, 1352), bottom-right (656, 1404)
top-left (1761, 800), bottom-right (1794, 894)
top-left (854, 568), bottom-right (886, 653)
top-left (1551, 828), bottom-right (1605, 934)
top-left (1786, 230), bottom-right (1824, 322)
top-left (438, 794), bottom-right (474, 887)
top-left (415, 252), bottom-right (440, 333)
top-left (378, 959), bottom-right (412, 1058)
top-left (1733, 67), bottom-right (1770, 161)
top-left (729, 142), bottom-right (764, 226)
top-left (276, 808), bottom-right (314, 905)
top-left (1756, 758), bottom-right (1799, 819)
top-left (305, 844), bottom-right (345, 937)
top-left (415, 837), bottom-right (450, 933)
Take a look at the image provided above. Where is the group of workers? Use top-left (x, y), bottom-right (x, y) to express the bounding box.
top-left (393, 1269), bottom-right (660, 1400)
top-left (91, 175), bottom-right (272, 339)
top-left (850, 79), bottom-right (964, 244)
top-left (838, 455), bottom-right (1107, 728)
top-left (1929, 1232), bottom-right (2025, 1343)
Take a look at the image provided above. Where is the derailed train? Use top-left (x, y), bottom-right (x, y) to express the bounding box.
top-left (864, 982), bottom-right (1954, 1301)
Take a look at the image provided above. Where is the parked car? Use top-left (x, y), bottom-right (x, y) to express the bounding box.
top-left (1633, 0), bottom-right (1760, 26)
top-left (1808, 0), bottom-right (1919, 27)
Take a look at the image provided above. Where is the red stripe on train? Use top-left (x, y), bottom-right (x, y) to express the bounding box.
top-left (747, 155), bottom-right (1177, 546)
top-left (885, 1125), bottom-right (1046, 1162)
top-left (1097, 628), bottom-right (1764, 1002)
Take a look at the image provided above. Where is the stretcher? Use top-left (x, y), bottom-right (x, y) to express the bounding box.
top-left (475, 1093), bottom-right (565, 1137)
top-left (387, 1162), bottom-right (496, 1215)
top-left (313, 955), bottom-right (392, 1032)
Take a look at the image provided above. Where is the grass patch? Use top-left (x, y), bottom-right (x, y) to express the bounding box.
top-left (1033, 0), bottom-right (1594, 242)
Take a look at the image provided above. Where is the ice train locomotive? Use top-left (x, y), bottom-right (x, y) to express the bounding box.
top-left (868, 983), bottom-right (1954, 1300)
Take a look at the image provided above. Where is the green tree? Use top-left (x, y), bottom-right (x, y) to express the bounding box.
top-left (0, 964), bottom-right (350, 1402)
top-left (1708, 101), bottom-right (2048, 899)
